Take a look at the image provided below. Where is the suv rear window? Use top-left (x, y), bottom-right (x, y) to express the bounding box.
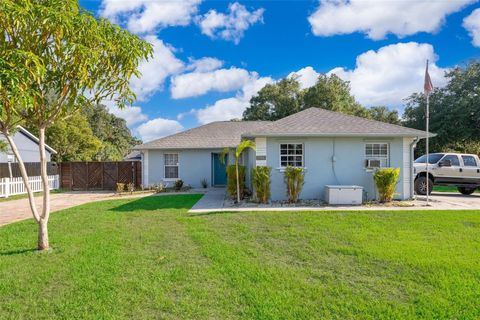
top-left (443, 155), bottom-right (460, 166)
top-left (462, 155), bottom-right (477, 167)
top-left (414, 153), bottom-right (444, 164)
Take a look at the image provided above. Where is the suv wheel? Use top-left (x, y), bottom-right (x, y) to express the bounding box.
top-left (414, 176), bottom-right (433, 195)
top-left (458, 187), bottom-right (476, 195)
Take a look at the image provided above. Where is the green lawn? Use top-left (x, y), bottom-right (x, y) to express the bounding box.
top-left (0, 195), bottom-right (479, 319)
top-left (433, 186), bottom-right (479, 193)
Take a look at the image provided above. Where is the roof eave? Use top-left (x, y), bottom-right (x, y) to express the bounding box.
top-left (242, 132), bottom-right (436, 138)
top-left (133, 145), bottom-right (236, 151)
top-left (17, 126), bottom-right (58, 154)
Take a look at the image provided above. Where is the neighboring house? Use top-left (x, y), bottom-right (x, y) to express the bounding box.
top-left (134, 108), bottom-right (429, 201)
top-left (124, 150), bottom-right (142, 161)
top-left (0, 126), bottom-right (57, 163)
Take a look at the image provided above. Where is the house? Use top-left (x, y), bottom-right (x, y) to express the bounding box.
top-left (0, 126), bottom-right (57, 163)
top-left (134, 108), bottom-right (428, 201)
top-left (123, 150), bottom-right (142, 161)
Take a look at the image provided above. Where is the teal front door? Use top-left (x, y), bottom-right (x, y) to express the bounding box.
top-left (212, 153), bottom-right (227, 186)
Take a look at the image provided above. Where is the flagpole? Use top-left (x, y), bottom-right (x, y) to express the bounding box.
top-left (426, 87), bottom-right (430, 206)
top-left (423, 59), bottom-right (433, 205)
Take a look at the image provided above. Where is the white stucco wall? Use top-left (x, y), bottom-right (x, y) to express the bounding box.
top-left (143, 136), bottom-right (417, 201)
top-left (264, 136), bottom-right (412, 201)
top-left (144, 148), bottom-right (234, 188)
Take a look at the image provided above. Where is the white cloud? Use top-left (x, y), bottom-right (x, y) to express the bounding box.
top-left (100, 0), bottom-right (202, 33)
top-left (137, 118), bottom-right (184, 142)
top-left (196, 76), bottom-right (273, 124)
top-left (186, 57), bottom-right (224, 72)
top-left (308, 0), bottom-right (476, 40)
top-left (463, 8), bottom-right (480, 47)
top-left (131, 35), bottom-right (184, 101)
top-left (288, 66), bottom-right (320, 89)
top-left (197, 2), bottom-right (264, 44)
top-left (171, 67), bottom-right (255, 99)
top-left (108, 106), bottom-right (148, 127)
top-left (328, 42), bottom-right (448, 106)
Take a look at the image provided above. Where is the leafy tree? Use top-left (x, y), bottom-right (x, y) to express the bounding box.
top-left (29, 103), bottom-right (141, 161)
top-left (0, 140), bottom-right (7, 153)
top-left (28, 112), bottom-right (102, 161)
top-left (369, 106), bottom-right (401, 125)
top-left (0, 0), bottom-right (152, 250)
top-left (303, 74), bottom-right (369, 117)
top-left (243, 78), bottom-right (303, 121)
top-left (83, 104), bottom-right (141, 160)
top-left (221, 140), bottom-right (256, 203)
top-left (403, 62), bottom-right (480, 155)
top-left (243, 74), bottom-right (400, 124)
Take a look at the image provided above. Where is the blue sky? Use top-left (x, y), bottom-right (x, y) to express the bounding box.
top-left (80, 0), bottom-right (480, 142)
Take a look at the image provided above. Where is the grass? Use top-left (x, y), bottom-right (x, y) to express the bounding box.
top-left (0, 194), bottom-right (479, 319)
top-left (0, 188), bottom-right (66, 203)
top-left (433, 186), bottom-right (479, 193)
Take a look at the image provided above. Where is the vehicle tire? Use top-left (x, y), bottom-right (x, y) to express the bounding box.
top-left (458, 187), bottom-right (476, 195)
top-left (414, 176), bottom-right (433, 195)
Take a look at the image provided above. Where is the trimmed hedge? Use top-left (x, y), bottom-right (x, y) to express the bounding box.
top-left (373, 168), bottom-right (400, 203)
top-left (284, 166), bottom-right (305, 203)
top-left (252, 166), bottom-right (271, 203)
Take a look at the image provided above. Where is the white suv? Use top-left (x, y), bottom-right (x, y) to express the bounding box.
top-left (413, 153), bottom-right (480, 195)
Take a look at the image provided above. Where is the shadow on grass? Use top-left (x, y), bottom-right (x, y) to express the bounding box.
top-left (188, 211), bottom-right (238, 217)
top-left (111, 194), bottom-right (204, 212)
top-left (0, 248), bottom-right (37, 256)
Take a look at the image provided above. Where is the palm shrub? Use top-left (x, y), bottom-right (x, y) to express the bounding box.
top-left (252, 166), bottom-right (271, 203)
top-left (220, 140), bottom-right (256, 203)
top-left (373, 168), bottom-right (400, 203)
top-left (284, 166), bottom-right (305, 203)
top-left (226, 165), bottom-right (245, 200)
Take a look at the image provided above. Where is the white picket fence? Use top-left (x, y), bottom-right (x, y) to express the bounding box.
top-left (0, 175), bottom-right (59, 198)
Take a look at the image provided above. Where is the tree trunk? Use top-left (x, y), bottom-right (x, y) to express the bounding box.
top-left (2, 129), bottom-right (41, 222)
top-left (38, 127), bottom-right (50, 250)
top-left (235, 161), bottom-right (240, 203)
top-left (38, 218), bottom-right (49, 250)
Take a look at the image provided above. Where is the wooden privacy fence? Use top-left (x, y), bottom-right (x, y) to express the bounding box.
top-left (59, 161), bottom-right (141, 191)
top-left (0, 175), bottom-right (59, 198)
top-left (0, 162), bottom-right (58, 178)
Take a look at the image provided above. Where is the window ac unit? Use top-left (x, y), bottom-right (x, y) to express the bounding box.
top-left (366, 159), bottom-right (381, 168)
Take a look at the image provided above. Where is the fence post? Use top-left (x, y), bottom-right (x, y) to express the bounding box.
top-left (5, 177), bottom-right (10, 198)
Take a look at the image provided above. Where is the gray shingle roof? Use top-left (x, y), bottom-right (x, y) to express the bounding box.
top-left (134, 121), bottom-right (270, 150)
top-left (244, 108), bottom-right (430, 138)
top-left (135, 108), bottom-right (430, 150)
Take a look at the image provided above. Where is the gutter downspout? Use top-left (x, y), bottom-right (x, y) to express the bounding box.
top-left (410, 137), bottom-right (419, 199)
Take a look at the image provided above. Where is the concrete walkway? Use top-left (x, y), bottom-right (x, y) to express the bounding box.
top-left (189, 188), bottom-right (226, 211)
top-left (188, 190), bottom-right (480, 213)
top-left (0, 191), bottom-right (151, 227)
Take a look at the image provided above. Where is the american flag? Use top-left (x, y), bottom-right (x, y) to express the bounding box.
top-left (424, 60), bottom-right (433, 94)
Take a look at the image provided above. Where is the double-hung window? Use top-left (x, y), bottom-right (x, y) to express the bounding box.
top-left (164, 153), bottom-right (179, 179)
top-left (280, 143), bottom-right (303, 167)
top-left (365, 143), bottom-right (389, 168)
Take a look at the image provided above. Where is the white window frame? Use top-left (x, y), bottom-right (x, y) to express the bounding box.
top-left (365, 142), bottom-right (389, 168)
top-left (164, 153), bottom-right (179, 180)
top-left (279, 143), bottom-right (304, 168)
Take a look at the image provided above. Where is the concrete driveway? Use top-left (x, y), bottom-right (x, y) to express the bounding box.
top-left (414, 192), bottom-right (480, 210)
top-left (0, 191), bottom-right (150, 227)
